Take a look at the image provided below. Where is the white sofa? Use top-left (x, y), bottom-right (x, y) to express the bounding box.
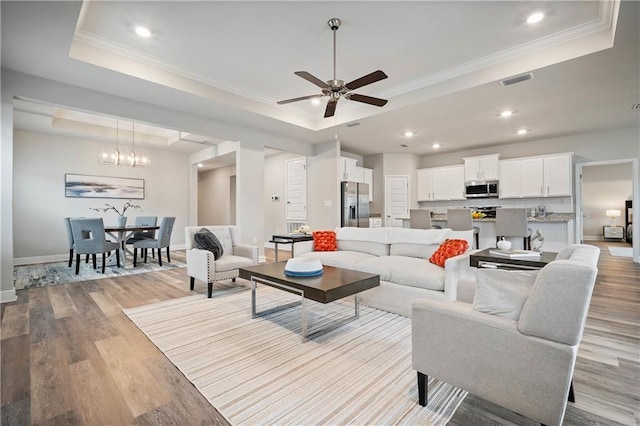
top-left (295, 227), bottom-right (475, 317)
top-left (185, 226), bottom-right (259, 297)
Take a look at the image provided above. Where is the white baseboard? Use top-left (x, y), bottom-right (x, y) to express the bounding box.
top-left (583, 236), bottom-right (602, 241)
top-left (0, 288), bottom-right (17, 303)
top-left (263, 242), bottom-right (291, 252)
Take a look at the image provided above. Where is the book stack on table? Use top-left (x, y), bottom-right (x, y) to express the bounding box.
top-left (488, 249), bottom-right (542, 259)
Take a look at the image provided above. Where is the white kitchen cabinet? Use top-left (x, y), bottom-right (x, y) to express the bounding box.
top-left (519, 158), bottom-right (544, 197)
top-left (339, 157), bottom-right (358, 182)
top-left (464, 154), bottom-right (499, 181)
top-left (417, 165), bottom-right (465, 201)
top-left (352, 166), bottom-right (365, 183)
top-left (417, 169), bottom-right (434, 201)
top-left (498, 159), bottom-right (521, 198)
top-left (498, 153), bottom-right (572, 199)
top-left (543, 154), bottom-right (572, 196)
top-left (362, 167), bottom-right (373, 202)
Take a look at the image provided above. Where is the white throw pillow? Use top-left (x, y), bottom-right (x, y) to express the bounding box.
top-left (472, 269), bottom-right (538, 320)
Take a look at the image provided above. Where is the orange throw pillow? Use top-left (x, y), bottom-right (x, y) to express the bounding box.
top-left (429, 239), bottom-right (469, 267)
top-left (313, 230), bottom-right (337, 252)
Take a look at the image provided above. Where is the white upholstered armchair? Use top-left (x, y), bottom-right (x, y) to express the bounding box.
top-left (412, 244), bottom-right (599, 426)
top-left (185, 226), bottom-right (259, 297)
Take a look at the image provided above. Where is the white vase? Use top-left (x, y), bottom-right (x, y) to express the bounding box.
top-left (497, 239), bottom-right (512, 250)
top-left (116, 215), bottom-right (127, 227)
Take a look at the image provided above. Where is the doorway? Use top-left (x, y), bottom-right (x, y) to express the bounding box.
top-left (576, 158), bottom-right (639, 263)
top-left (384, 175), bottom-right (409, 227)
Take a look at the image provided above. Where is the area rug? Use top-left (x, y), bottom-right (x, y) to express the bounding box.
top-left (13, 251), bottom-right (186, 290)
top-left (608, 246), bottom-right (633, 257)
top-left (124, 286), bottom-right (467, 425)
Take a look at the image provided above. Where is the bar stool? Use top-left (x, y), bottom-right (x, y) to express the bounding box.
top-left (495, 208), bottom-right (531, 250)
top-left (410, 209), bottom-right (432, 229)
top-left (446, 208), bottom-right (480, 249)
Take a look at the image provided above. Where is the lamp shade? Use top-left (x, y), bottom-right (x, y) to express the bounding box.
top-left (606, 209), bottom-right (621, 218)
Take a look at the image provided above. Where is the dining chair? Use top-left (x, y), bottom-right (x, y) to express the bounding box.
top-left (446, 208), bottom-right (480, 249)
top-left (495, 208), bottom-right (531, 249)
top-left (126, 216), bottom-right (158, 258)
top-left (133, 217), bottom-right (176, 267)
top-left (64, 217), bottom-right (90, 268)
top-left (69, 218), bottom-right (120, 274)
top-left (410, 209), bottom-right (431, 229)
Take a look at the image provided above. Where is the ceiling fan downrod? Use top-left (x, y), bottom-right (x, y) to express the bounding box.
top-left (328, 18), bottom-right (341, 81)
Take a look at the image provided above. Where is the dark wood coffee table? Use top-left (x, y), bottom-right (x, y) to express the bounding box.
top-left (470, 248), bottom-right (558, 270)
top-left (238, 262), bottom-right (380, 341)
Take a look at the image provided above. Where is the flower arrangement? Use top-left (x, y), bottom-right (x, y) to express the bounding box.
top-left (90, 200), bottom-right (141, 216)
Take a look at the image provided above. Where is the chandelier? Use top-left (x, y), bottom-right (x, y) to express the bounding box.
top-left (99, 120), bottom-right (150, 168)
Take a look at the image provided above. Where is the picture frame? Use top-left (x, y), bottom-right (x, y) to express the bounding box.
top-left (65, 174), bottom-right (145, 199)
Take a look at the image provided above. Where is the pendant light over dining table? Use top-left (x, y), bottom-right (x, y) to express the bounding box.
top-left (99, 119), bottom-right (150, 168)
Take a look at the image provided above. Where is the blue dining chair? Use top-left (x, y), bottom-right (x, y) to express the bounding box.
top-left (70, 218), bottom-right (121, 274)
top-left (133, 217), bottom-right (176, 267)
top-left (64, 217), bottom-right (89, 268)
top-left (126, 216), bottom-right (158, 258)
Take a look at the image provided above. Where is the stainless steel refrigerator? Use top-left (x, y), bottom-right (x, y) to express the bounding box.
top-left (341, 182), bottom-right (370, 227)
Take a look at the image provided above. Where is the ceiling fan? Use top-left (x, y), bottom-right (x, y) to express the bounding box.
top-left (277, 18), bottom-right (388, 118)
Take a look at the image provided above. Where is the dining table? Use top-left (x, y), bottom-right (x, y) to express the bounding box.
top-left (104, 224), bottom-right (160, 267)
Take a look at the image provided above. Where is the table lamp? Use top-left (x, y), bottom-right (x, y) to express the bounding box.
top-left (606, 209), bottom-right (621, 226)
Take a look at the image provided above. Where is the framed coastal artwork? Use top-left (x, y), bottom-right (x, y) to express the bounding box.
top-left (65, 174), bottom-right (145, 199)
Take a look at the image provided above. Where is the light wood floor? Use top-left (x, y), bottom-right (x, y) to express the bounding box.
top-left (1, 242), bottom-right (638, 425)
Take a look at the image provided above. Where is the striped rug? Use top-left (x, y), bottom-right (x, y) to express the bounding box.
top-left (124, 284), bottom-right (467, 425)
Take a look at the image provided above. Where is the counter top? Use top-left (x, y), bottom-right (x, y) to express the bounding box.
top-left (429, 213), bottom-right (574, 223)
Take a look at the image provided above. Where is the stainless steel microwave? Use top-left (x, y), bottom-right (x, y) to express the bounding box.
top-left (465, 180), bottom-right (499, 198)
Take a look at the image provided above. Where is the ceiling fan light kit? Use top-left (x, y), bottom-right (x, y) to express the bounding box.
top-left (277, 18), bottom-right (388, 118)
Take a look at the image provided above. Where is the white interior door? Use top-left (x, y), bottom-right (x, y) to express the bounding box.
top-left (286, 157), bottom-right (307, 220)
top-left (385, 175), bottom-right (409, 227)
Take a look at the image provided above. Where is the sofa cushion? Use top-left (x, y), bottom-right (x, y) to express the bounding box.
top-left (356, 256), bottom-right (445, 291)
top-left (193, 228), bottom-right (224, 260)
top-left (297, 250), bottom-right (376, 270)
top-left (389, 243), bottom-right (438, 259)
top-left (429, 239), bottom-right (469, 267)
top-left (338, 240), bottom-right (390, 257)
top-left (313, 230), bottom-right (337, 251)
top-left (214, 254), bottom-right (255, 272)
top-left (473, 269), bottom-right (538, 320)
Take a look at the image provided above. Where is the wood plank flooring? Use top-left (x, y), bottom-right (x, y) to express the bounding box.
top-left (1, 242), bottom-right (638, 425)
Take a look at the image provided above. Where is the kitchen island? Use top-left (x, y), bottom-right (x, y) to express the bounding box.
top-left (401, 213), bottom-right (574, 251)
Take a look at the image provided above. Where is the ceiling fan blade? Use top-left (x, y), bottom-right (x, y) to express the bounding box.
top-left (347, 93), bottom-right (388, 107)
top-left (277, 94), bottom-right (324, 105)
top-left (295, 71), bottom-right (330, 89)
top-left (345, 70), bottom-right (388, 90)
top-left (324, 99), bottom-right (338, 118)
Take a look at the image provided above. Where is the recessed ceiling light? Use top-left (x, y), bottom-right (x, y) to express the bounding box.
top-left (500, 110), bottom-right (513, 118)
top-left (432, 143), bottom-right (441, 149)
top-left (516, 129), bottom-right (528, 135)
top-left (311, 98), bottom-right (321, 106)
top-left (135, 26), bottom-right (152, 38)
top-left (399, 143), bottom-right (410, 148)
top-left (404, 131), bottom-right (414, 138)
top-left (526, 12), bottom-right (544, 24)
top-left (197, 163), bottom-right (203, 168)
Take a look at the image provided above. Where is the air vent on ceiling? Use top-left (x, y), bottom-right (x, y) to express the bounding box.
top-left (180, 138), bottom-right (215, 146)
top-left (500, 72), bottom-right (534, 86)
top-left (345, 122), bottom-right (361, 128)
top-left (632, 103), bottom-right (640, 111)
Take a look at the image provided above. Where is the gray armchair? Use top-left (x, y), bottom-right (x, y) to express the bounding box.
top-left (69, 218), bottom-right (120, 274)
top-left (133, 217), bottom-right (175, 267)
top-left (412, 244), bottom-right (599, 426)
top-left (185, 225), bottom-right (259, 298)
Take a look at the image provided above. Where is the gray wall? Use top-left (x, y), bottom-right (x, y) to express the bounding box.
top-left (307, 140), bottom-right (340, 231)
top-left (13, 129), bottom-right (190, 262)
top-left (582, 163), bottom-right (633, 239)
top-left (197, 165), bottom-right (236, 226)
